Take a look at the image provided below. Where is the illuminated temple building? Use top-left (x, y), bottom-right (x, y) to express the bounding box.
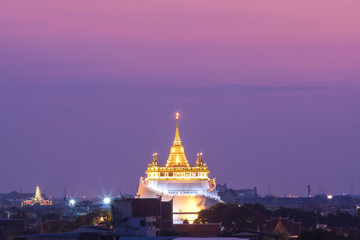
top-left (137, 113), bottom-right (221, 223)
top-left (23, 185), bottom-right (52, 206)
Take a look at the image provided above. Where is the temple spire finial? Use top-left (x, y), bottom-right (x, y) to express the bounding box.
top-left (166, 112), bottom-right (189, 167)
top-left (173, 112), bottom-right (181, 145)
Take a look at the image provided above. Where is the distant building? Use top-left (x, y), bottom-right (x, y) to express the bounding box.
top-left (111, 197), bottom-right (173, 236)
top-left (216, 190), bottom-right (358, 216)
top-left (0, 198), bottom-right (12, 208)
top-left (23, 185), bottom-right (52, 206)
top-left (218, 189), bottom-right (238, 204)
top-left (73, 200), bottom-right (92, 216)
top-left (216, 183), bottom-right (258, 204)
top-left (216, 183), bottom-right (228, 194)
top-left (234, 187), bottom-right (258, 199)
top-left (266, 217), bottom-right (301, 238)
top-left (0, 191), bottom-right (34, 208)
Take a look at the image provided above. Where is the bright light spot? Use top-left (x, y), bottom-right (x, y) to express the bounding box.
top-left (327, 195), bottom-right (333, 199)
top-left (69, 199), bottom-right (76, 206)
top-left (103, 197), bottom-right (111, 204)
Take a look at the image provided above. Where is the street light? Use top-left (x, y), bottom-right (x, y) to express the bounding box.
top-left (103, 197), bottom-right (111, 205)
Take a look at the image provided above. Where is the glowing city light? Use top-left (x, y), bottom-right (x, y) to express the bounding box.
top-left (103, 197), bottom-right (111, 204)
top-left (69, 199), bottom-right (76, 206)
top-left (327, 195), bottom-right (333, 199)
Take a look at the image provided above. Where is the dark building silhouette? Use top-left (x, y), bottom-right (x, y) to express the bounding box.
top-left (111, 198), bottom-right (173, 236)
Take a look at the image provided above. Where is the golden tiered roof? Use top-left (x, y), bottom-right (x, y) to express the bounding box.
top-left (145, 112), bottom-right (211, 180)
top-left (165, 112), bottom-right (190, 167)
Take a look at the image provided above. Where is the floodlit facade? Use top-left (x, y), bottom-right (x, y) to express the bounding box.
top-left (137, 113), bottom-right (220, 223)
top-left (23, 185), bottom-right (52, 206)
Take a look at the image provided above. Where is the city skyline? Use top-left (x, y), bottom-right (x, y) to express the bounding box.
top-left (1, 109), bottom-right (358, 198)
top-left (1, 0), bottom-right (360, 197)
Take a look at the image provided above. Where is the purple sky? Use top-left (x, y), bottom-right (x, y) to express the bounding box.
top-left (1, 1), bottom-right (360, 198)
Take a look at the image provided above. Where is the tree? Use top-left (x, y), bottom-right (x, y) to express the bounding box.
top-left (299, 229), bottom-right (341, 240)
top-left (195, 203), bottom-right (260, 232)
top-left (51, 209), bottom-right (112, 233)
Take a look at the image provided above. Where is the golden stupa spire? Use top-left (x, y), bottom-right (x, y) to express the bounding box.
top-left (174, 112), bottom-right (181, 145)
top-left (165, 112), bottom-right (189, 167)
top-left (35, 185), bottom-right (42, 200)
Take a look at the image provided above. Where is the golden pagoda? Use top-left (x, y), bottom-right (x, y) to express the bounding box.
top-left (23, 185), bottom-right (52, 206)
top-left (145, 113), bottom-right (212, 182)
top-left (137, 113), bottom-right (220, 223)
